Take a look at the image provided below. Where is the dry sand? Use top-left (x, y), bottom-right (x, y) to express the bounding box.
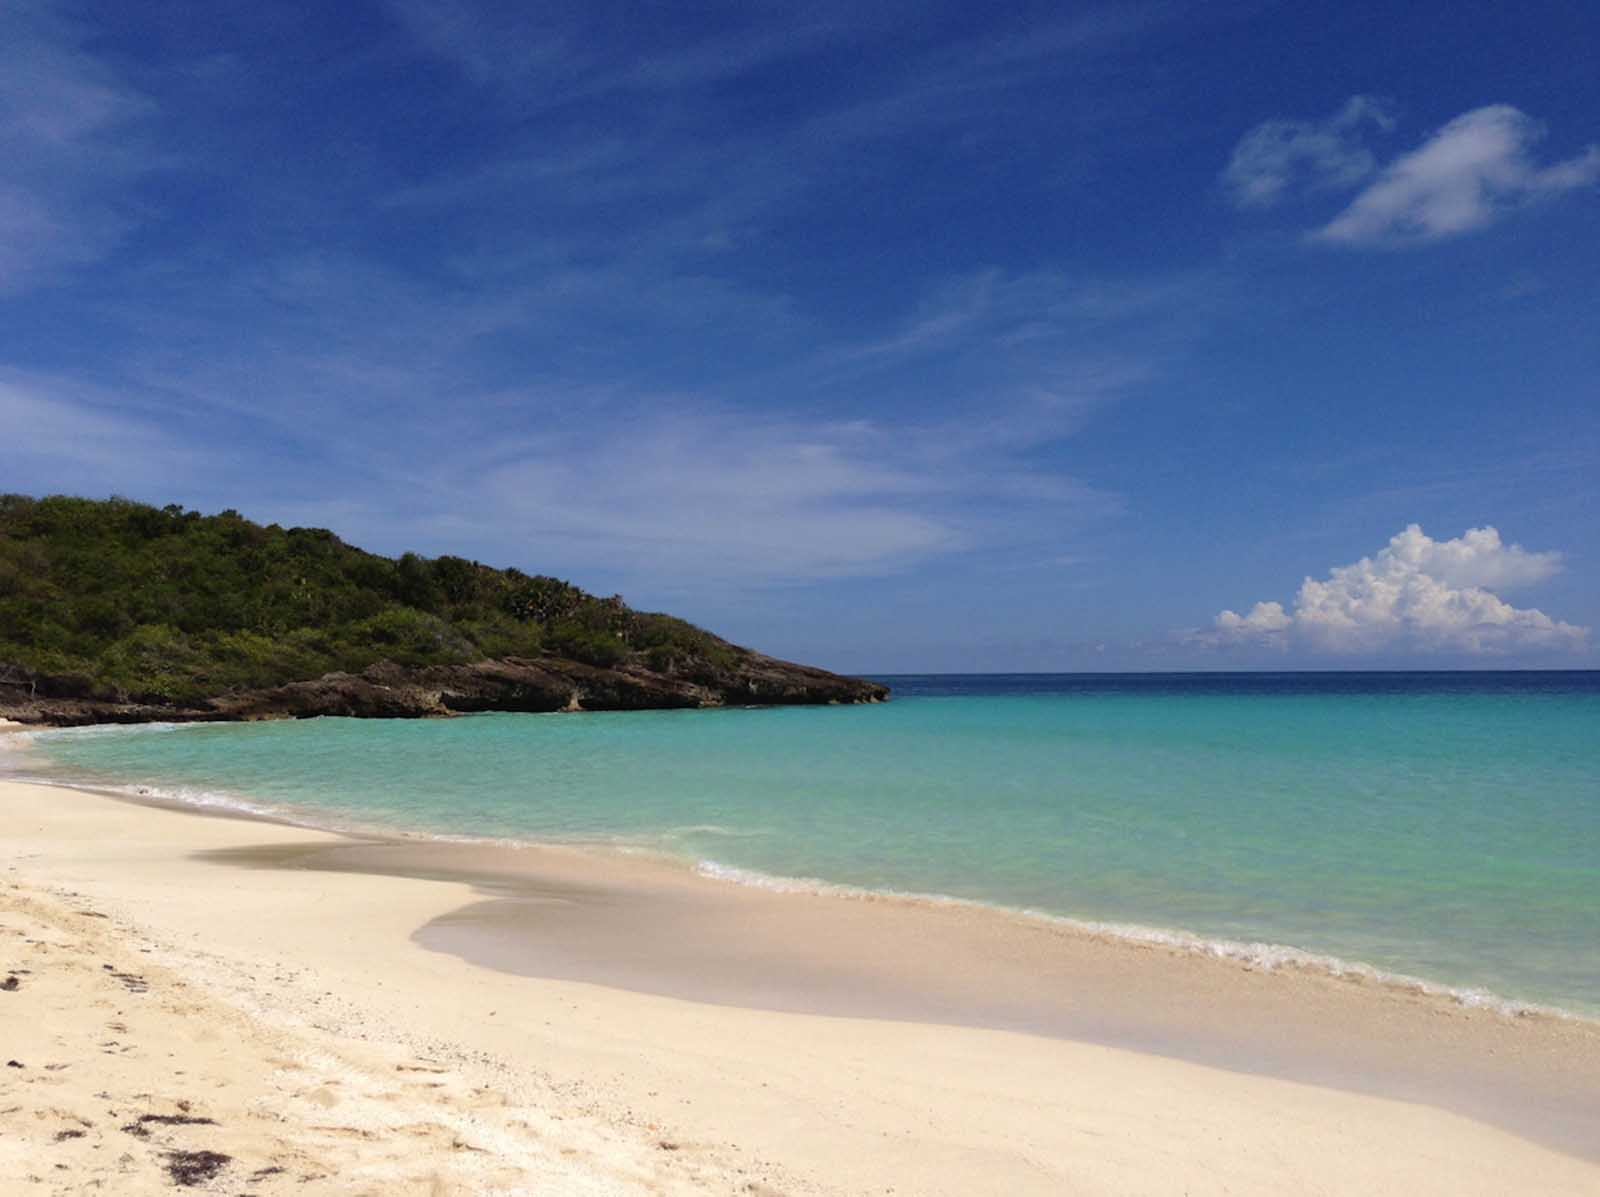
top-left (3, 775), bottom-right (1598, 1195)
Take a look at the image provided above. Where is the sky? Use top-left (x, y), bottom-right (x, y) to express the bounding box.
top-left (3, 0), bottom-right (1597, 673)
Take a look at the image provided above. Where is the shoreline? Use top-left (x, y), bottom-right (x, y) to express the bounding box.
top-left (1, 777), bottom-right (821, 1195)
top-left (3, 776), bottom-right (1600, 1192)
top-left (8, 741), bottom-right (1591, 1028)
top-left (213, 825), bottom-right (1600, 1163)
top-left (4, 720), bottom-right (1595, 1024)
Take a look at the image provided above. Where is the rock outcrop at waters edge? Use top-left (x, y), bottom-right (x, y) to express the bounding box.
top-left (0, 655), bottom-right (888, 727)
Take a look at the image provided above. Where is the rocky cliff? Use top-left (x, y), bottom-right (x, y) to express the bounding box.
top-left (0, 654), bottom-right (888, 727)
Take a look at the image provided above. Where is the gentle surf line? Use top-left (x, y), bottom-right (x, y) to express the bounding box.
top-left (200, 826), bottom-right (1600, 1165)
top-left (10, 739), bottom-right (1587, 1028)
top-left (691, 858), bottom-right (1577, 1022)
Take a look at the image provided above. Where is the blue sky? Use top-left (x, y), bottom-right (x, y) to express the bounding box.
top-left (3, 0), bottom-right (1597, 672)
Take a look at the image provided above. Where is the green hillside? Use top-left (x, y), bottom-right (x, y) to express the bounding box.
top-left (0, 494), bottom-right (737, 705)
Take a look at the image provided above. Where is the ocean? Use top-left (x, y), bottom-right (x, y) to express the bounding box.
top-left (8, 671), bottom-right (1598, 1016)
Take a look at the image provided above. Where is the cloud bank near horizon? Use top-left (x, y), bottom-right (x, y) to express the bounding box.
top-left (1198, 525), bottom-right (1589, 656)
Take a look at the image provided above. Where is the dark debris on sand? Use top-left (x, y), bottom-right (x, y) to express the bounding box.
top-left (101, 962), bottom-right (150, 993)
top-left (164, 1149), bottom-right (232, 1186)
top-left (121, 1113), bottom-right (219, 1138)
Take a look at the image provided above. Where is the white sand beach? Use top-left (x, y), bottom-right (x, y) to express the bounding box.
top-left (3, 776), bottom-right (1598, 1196)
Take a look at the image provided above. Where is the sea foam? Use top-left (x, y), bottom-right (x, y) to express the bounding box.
top-left (692, 857), bottom-right (1577, 1021)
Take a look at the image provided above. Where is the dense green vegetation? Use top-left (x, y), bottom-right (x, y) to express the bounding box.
top-left (0, 495), bottom-right (737, 704)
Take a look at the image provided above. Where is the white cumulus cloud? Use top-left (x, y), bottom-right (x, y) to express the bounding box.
top-left (1203, 525), bottom-right (1588, 656)
top-left (1222, 96), bottom-right (1395, 209)
top-left (1315, 105), bottom-right (1600, 245)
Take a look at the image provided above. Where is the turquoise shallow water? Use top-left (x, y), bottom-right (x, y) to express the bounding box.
top-left (10, 672), bottom-right (1600, 1016)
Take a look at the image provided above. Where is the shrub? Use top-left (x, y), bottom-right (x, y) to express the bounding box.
top-left (0, 494), bottom-right (745, 701)
top-left (548, 622), bottom-right (628, 667)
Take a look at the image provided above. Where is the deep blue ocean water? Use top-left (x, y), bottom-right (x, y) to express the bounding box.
top-left (9, 672), bottom-right (1598, 1015)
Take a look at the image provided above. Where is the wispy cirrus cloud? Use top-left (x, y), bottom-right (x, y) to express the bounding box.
top-left (387, 0), bottom-right (843, 99)
top-left (462, 406), bottom-right (961, 582)
top-left (0, 4), bottom-right (1195, 599)
top-left (392, 394), bottom-right (1127, 587)
top-left (1191, 525), bottom-right (1588, 656)
top-left (1222, 95), bottom-right (1396, 208)
top-left (379, 3), bottom-right (1167, 285)
top-left (0, 372), bottom-right (203, 489)
top-left (6, 247), bottom-right (1166, 585)
top-left (0, 2), bottom-right (154, 294)
top-left (831, 269), bottom-right (1205, 367)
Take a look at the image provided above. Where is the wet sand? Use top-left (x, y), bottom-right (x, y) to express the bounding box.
top-left (4, 776), bottom-right (1599, 1195)
top-left (213, 835), bottom-right (1600, 1162)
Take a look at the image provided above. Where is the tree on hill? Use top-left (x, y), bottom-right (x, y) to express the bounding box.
top-left (0, 494), bottom-right (736, 705)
